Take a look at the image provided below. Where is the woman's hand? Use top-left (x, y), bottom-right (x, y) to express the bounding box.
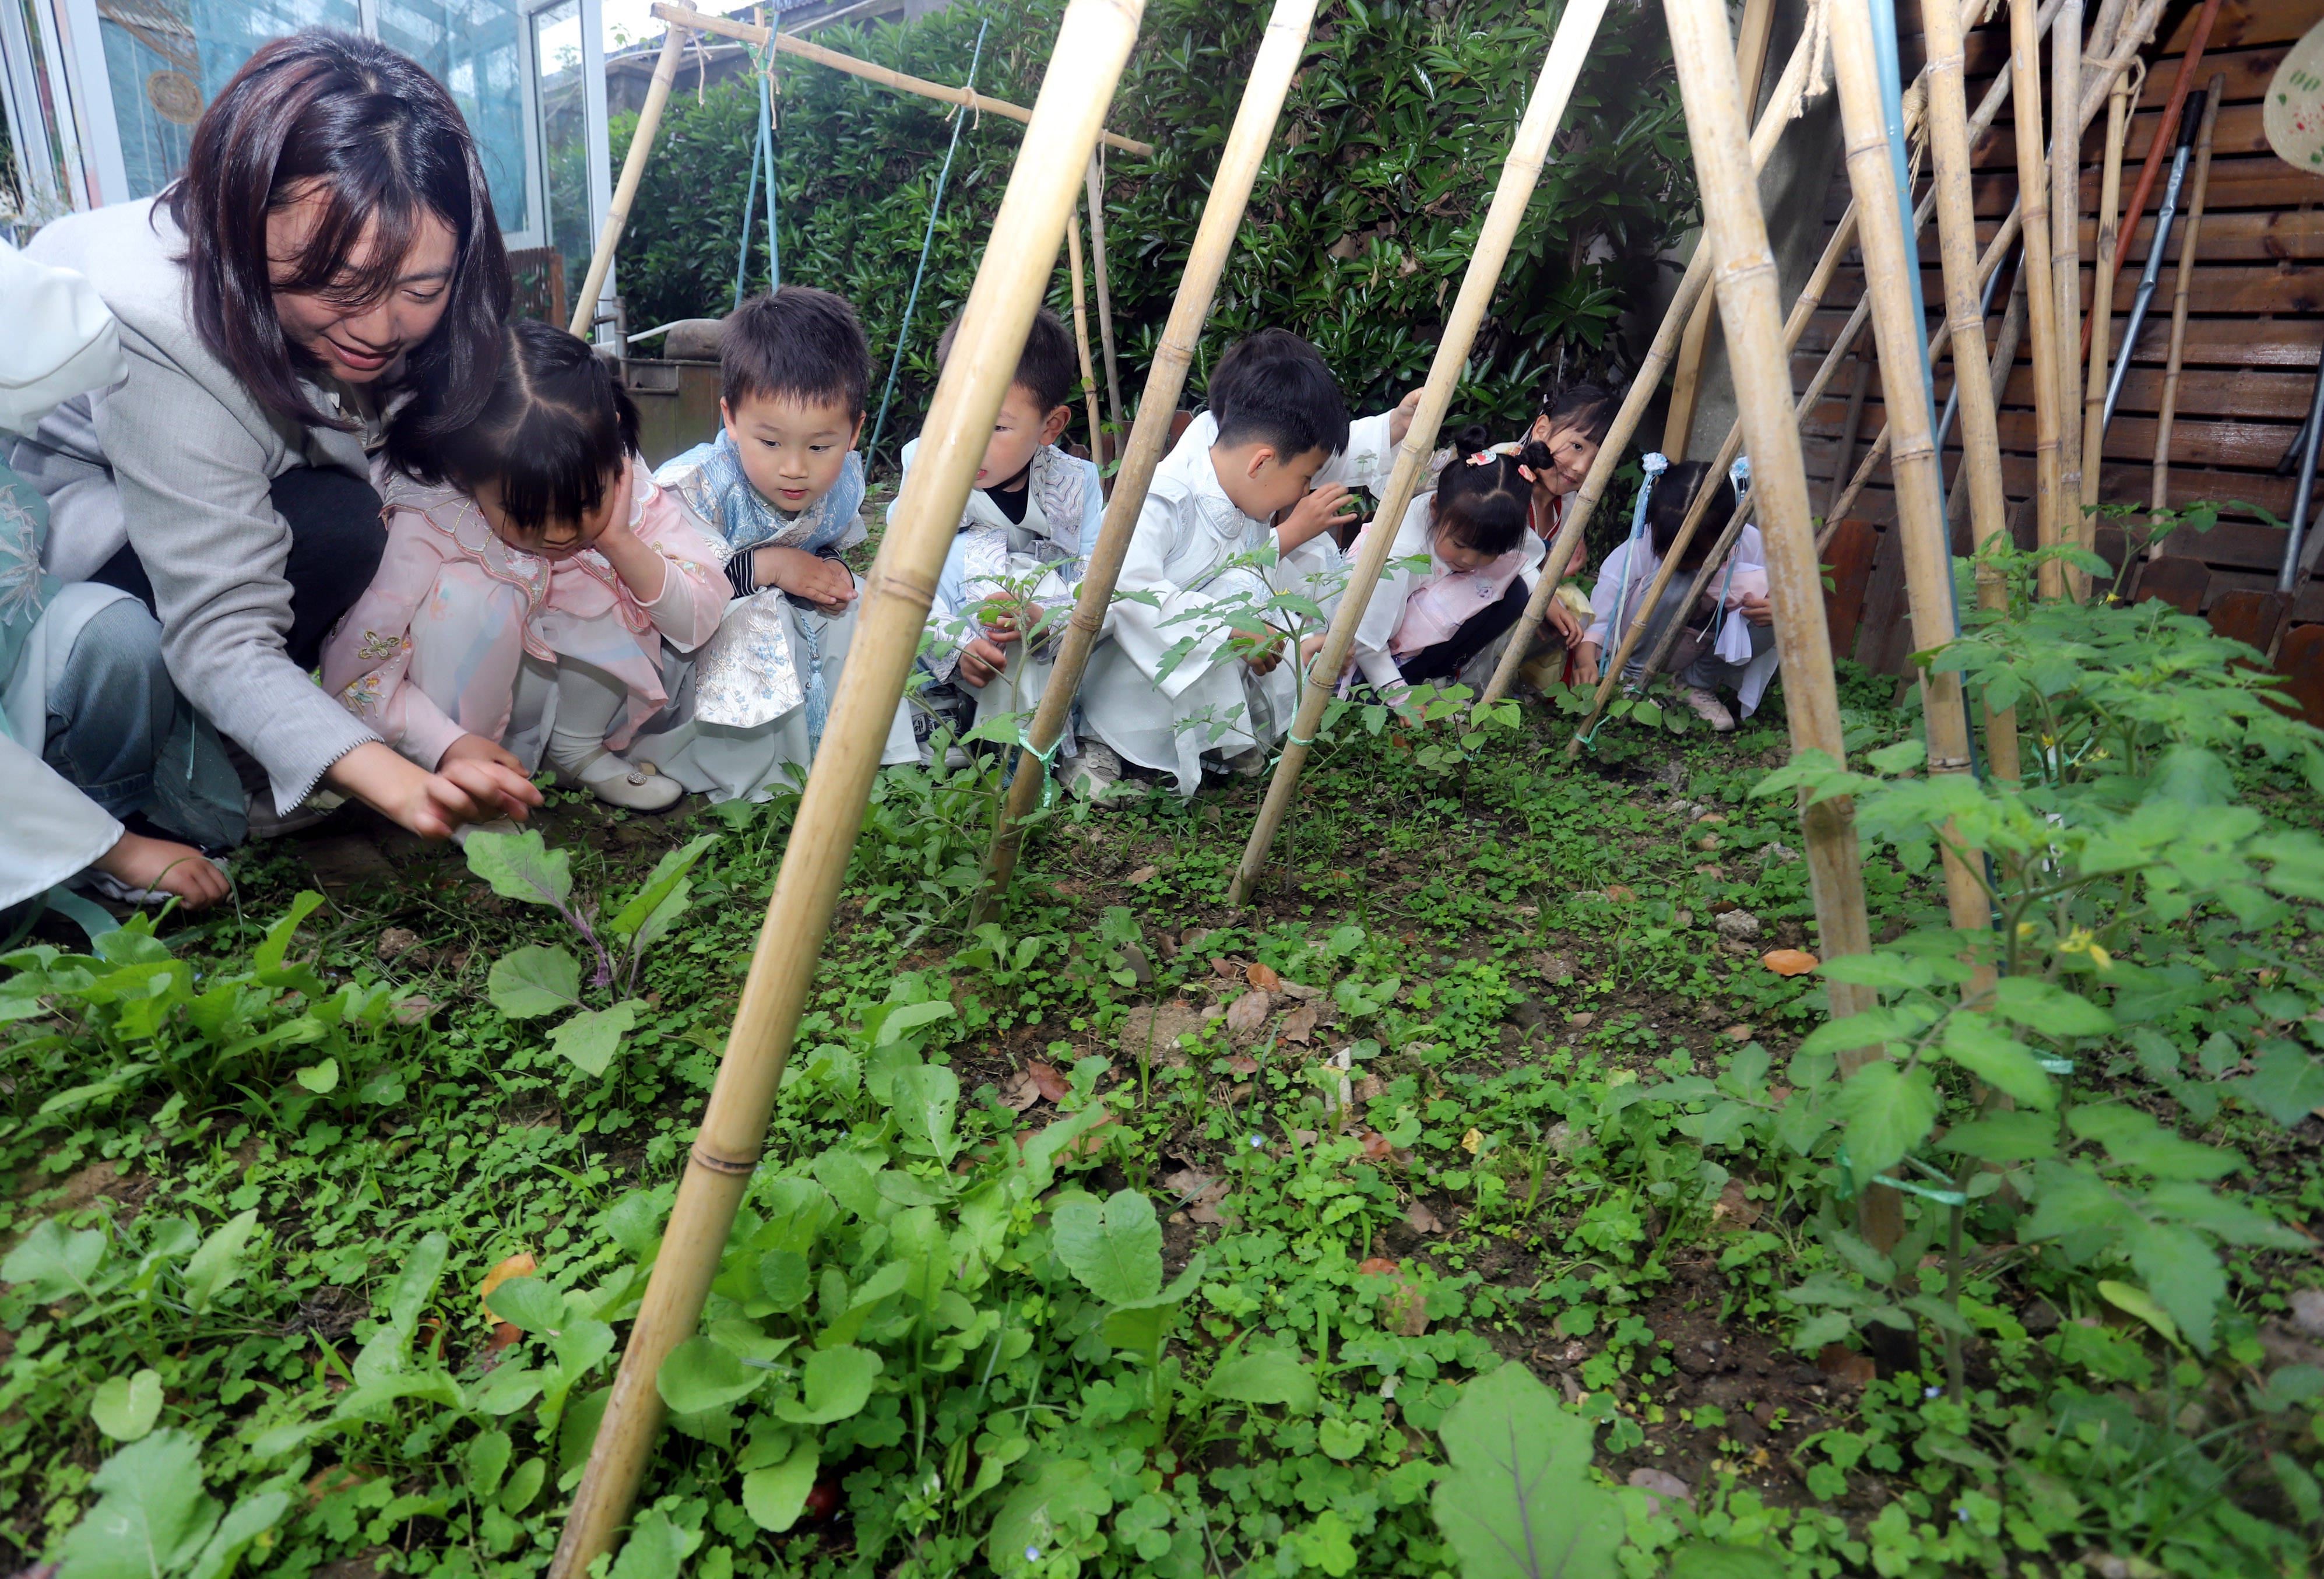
top-left (1573, 641), bottom-right (1602, 687)
top-left (1739, 593), bottom-right (1773, 627)
top-left (757, 545), bottom-right (857, 613)
top-left (94, 831), bottom-right (230, 909)
top-left (328, 740), bottom-right (540, 841)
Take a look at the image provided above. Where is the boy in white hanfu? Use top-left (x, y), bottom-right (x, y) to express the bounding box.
top-left (1075, 336), bottom-right (1376, 801)
top-left (890, 307), bottom-right (1103, 759)
top-left (1162, 328), bottom-right (1418, 507)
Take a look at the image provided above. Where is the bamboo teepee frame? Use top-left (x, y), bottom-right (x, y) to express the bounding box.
top-left (976, 0), bottom-right (1324, 903)
top-left (1473, 8), bottom-right (1855, 712)
top-left (544, 4), bottom-right (1144, 1570)
top-left (1066, 195), bottom-right (1106, 459)
top-left (2010, 0), bottom-right (2068, 597)
top-left (569, 25), bottom-right (688, 338)
top-left (1657, 0), bottom-right (1884, 1228)
top-left (2151, 80), bottom-right (2224, 528)
top-left (2052, 0), bottom-right (2086, 595)
top-left (1225, 0), bottom-right (1613, 906)
top-left (2082, 73), bottom-right (2133, 526)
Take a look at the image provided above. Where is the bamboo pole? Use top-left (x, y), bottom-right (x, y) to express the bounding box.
top-left (1226, 0), bottom-right (1611, 906)
top-left (976, 0), bottom-right (1322, 906)
top-left (1660, 0), bottom-right (1778, 460)
top-left (1086, 152), bottom-right (1126, 441)
top-left (2150, 79), bottom-right (2223, 533)
top-left (1066, 195), bottom-right (1106, 463)
top-left (544, 4), bottom-right (1144, 1570)
top-left (651, 2), bottom-right (1156, 156)
top-left (2078, 0), bottom-right (2222, 363)
top-left (1661, 0), bottom-right (1887, 1245)
top-left (1875, 0), bottom-right (2002, 938)
top-left (1926, 0), bottom-right (2022, 791)
top-left (2010, 0), bottom-right (2066, 598)
top-left (569, 24), bottom-right (690, 338)
top-left (1474, 6), bottom-right (1851, 711)
top-left (2082, 75), bottom-right (2132, 529)
top-left (2053, 0), bottom-right (2086, 596)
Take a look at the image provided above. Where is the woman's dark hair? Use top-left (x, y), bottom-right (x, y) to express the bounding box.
top-left (388, 321), bottom-right (638, 534)
top-left (1646, 460), bottom-right (1734, 574)
top-left (1428, 424), bottom-right (1530, 558)
top-left (166, 27), bottom-right (511, 434)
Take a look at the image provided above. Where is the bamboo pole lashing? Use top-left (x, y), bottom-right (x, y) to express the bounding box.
top-left (1658, 0), bottom-right (1885, 1254)
top-left (544, 3), bottom-right (1145, 1569)
top-left (1925, 0), bottom-right (2021, 791)
top-left (1065, 195), bottom-right (1106, 463)
top-left (1660, 0), bottom-right (1779, 461)
top-left (977, 0), bottom-right (1323, 906)
top-left (649, 2), bottom-right (1157, 156)
top-left (2082, 73), bottom-right (2133, 529)
top-left (2150, 79), bottom-right (2223, 537)
top-left (1473, 2), bottom-right (1869, 712)
top-left (1086, 152), bottom-right (1126, 442)
top-left (569, 24), bottom-right (690, 338)
top-left (1225, 0), bottom-right (1612, 906)
top-left (2052, 0), bottom-right (2086, 596)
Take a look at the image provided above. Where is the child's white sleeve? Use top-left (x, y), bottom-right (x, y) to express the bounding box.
top-left (1076, 455), bottom-right (1105, 557)
top-left (884, 438), bottom-right (919, 529)
top-left (1581, 544), bottom-right (1630, 649)
top-left (1348, 495), bottom-right (1431, 673)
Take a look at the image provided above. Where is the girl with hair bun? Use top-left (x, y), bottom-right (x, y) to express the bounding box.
top-left (1340, 426), bottom-right (1571, 702)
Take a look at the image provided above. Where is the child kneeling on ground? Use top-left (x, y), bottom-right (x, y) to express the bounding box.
top-left (1075, 337), bottom-right (1359, 800)
top-left (324, 321), bottom-right (726, 810)
top-left (895, 305), bottom-right (1102, 759)
top-left (633, 287), bottom-right (915, 799)
top-left (1576, 458), bottom-right (1777, 733)
top-left (1342, 428), bottom-right (1587, 704)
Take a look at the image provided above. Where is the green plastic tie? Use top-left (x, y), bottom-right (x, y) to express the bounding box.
top-left (2036, 1056), bottom-right (2075, 1075)
top-left (1834, 1145), bottom-right (1968, 1208)
top-left (1018, 726), bottom-right (1063, 810)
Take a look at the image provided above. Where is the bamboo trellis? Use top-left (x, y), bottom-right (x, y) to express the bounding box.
top-left (976, 0), bottom-right (1325, 905)
top-left (1225, 0), bottom-right (1614, 905)
top-left (544, 2), bottom-right (1145, 1570)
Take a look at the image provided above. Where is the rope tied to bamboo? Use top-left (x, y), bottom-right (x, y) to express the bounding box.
top-left (1773, 0), bottom-right (1833, 122)
top-left (1013, 723), bottom-right (1063, 808)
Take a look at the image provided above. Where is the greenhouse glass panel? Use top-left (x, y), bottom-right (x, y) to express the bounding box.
top-left (378, 0), bottom-right (534, 237)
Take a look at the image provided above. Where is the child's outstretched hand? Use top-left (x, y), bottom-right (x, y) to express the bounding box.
top-left (756, 545), bottom-right (857, 613)
top-left (959, 632), bottom-right (1016, 688)
top-left (1387, 388), bottom-right (1423, 448)
top-left (94, 831), bottom-right (229, 909)
top-left (1545, 595), bottom-right (1585, 646)
top-left (1239, 624), bottom-right (1288, 677)
top-left (1278, 484), bottom-right (1358, 550)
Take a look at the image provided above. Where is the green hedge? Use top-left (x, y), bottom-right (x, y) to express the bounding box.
top-left (613, 0), bottom-right (1691, 462)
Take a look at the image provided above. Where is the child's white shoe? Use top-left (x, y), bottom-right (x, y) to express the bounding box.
top-left (1061, 741), bottom-right (1138, 805)
top-left (1680, 685), bottom-right (1736, 733)
top-left (554, 745), bottom-right (685, 811)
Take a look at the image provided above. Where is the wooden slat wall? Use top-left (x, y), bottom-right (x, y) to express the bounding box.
top-left (1795, 0), bottom-right (2324, 700)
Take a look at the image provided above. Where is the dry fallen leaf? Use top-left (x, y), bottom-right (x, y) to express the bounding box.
top-left (479, 1252), bottom-right (536, 1307)
top-left (1210, 957), bottom-right (1241, 979)
top-left (1405, 1200), bottom-right (1444, 1235)
top-left (1225, 989), bottom-right (1273, 1038)
top-left (1603, 885), bottom-right (1635, 903)
top-left (1817, 1343), bottom-right (1876, 1386)
top-left (481, 1320), bottom-right (522, 1359)
top-left (1357, 1257), bottom-right (1400, 1277)
top-left (1279, 1003), bottom-right (1319, 1043)
top-left (1024, 1058), bottom-right (1073, 1104)
top-left (375, 927), bottom-right (421, 963)
top-left (1763, 948), bottom-right (1821, 977)
top-left (393, 994), bottom-right (438, 1026)
top-left (1460, 1128), bottom-right (1483, 1155)
top-left (1696, 834), bottom-right (1723, 851)
top-left (1358, 1130), bottom-right (1396, 1164)
top-left (1277, 979), bottom-right (1323, 1001)
top-left (1245, 962), bottom-right (1282, 991)
top-left (1721, 1024), bottom-right (1755, 1042)
top-left (1383, 1274), bottom-right (1430, 1336)
top-left (1225, 1053), bottom-right (1261, 1076)
top-left (1711, 1178), bottom-right (1762, 1230)
top-left (1126, 864), bottom-right (1160, 884)
top-left (996, 1070), bottom-right (1042, 1113)
top-left (1351, 1074), bottom-right (1385, 1104)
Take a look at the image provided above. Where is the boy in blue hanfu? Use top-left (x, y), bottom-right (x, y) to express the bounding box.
top-left (631, 287), bottom-right (914, 800)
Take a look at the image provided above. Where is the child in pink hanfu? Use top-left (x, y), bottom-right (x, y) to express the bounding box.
top-left (324, 322), bottom-right (726, 811)
top-left (1340, 431), bottom-right (1564, 706)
